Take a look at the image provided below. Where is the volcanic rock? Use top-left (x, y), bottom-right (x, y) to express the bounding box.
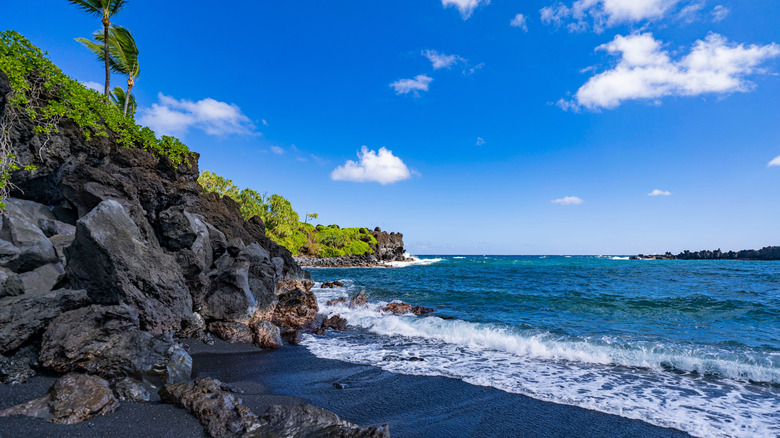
top-left (65, 200), bottom-right (193, 334)
top-left (39, 304), bottom-right (192, 384)
top-left (158, 377), bottom-right (258, 438)
top-left (0, 373), bottom-right (119, 424)
top-left (112, 377), bottom-right (151, 402)
top-left (2, 262), bottom-right (65, 296)
top-left (0, 288), bottom-right (90, 354)
top-left (246, 404), bottom-right (390, 438)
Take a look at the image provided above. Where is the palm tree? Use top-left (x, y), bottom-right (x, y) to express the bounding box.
top-left (110, 86), bottom-right (136, 117)
top-left (77, 26), bottom-right (139, 116)
top-left (68, 0), bottom-right (128, 100)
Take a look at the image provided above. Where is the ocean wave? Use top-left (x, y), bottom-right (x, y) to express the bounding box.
top-left (383, 257), bottom-right (443, 268)
top-left (611, 256), bottom-right (630, 260)
top-left (305, 289), bottom-right (780, 436)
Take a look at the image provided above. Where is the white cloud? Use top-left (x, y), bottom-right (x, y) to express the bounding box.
top-left (82, 81), bottom-right (103, 92)
top-left (677, 0), bottom-right (705, 23)
top-left (562, 33), bottom-right (780, 110)
top-left (423, 50), bottom-right (465, 69)
top-left (139, 93), bottom-right (255, 137)
top-left (475, 137), bottom-right (486, 146)
top-left (390, 74), bottom-right (433, 96)
top-left (270, 146), bottom-right (284, 155)
top-left (541, 0), bottom-right (680, 32)
top-left (442, 0), bottom-right (488, 19)
top-left (511, 13), bottom-right (529, 31)
top-left (262, 119), bottom-right (269, 126)
top-left (648, 189), bottom-right (672, 196)
top-left (768, 156), bottom-right (780, 167)
top-left (331, 146), bottom-right (413, 185)
top-left (551, 196), bottom-right (584, 205)
top-left (711, 5), bottom-right (730, 22)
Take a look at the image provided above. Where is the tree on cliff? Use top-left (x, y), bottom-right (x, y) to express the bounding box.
top-left (110, 86), bottom-right (136, 117)
top-left (68, 0), bottom-right (128, 100)
top-left (76, 25), bottom-right (139, 116)
top-left (304, 212), bottom-right (318, 224)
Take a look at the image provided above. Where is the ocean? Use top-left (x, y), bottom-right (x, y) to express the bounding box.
top-left (300, 256), bottom-right (780, 437)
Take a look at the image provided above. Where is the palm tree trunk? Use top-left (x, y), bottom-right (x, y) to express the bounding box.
top-left (102, 14), bottom-right (110, 100)
top-left (123, 76), bottom-right (134, 116)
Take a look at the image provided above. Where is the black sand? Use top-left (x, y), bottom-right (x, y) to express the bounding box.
top-left (0, 339), bottom-right (690, 437)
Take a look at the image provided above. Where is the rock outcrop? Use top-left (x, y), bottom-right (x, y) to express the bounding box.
top-left (0, 373), bottom-right (119, 424)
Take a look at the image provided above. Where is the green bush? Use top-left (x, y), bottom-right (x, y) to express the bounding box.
top-left (0, 31), bottom-right (192, 166)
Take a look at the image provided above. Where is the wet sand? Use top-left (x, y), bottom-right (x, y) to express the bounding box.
top-left (0, 339), bottom-right (690, 437)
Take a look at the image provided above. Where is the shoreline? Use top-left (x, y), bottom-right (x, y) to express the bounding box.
top-left (1, 338), bottom-right (690, 437)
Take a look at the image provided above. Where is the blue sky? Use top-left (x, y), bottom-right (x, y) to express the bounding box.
top-left (3, 0), bottom-right (780, 254)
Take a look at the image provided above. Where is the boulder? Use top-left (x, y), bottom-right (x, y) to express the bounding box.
top-left (326, 297), bottom-right (347, 306)
top-left (158, 377), bottom-right (258, 438)
top-left (280, 328), bottom-right (303, 345)
top-left (3, 198), bottom-right (57, 225)
top-left (381, 302), bottom-right (434, 316)
top-left (208, 321), bottom-right (254, 344)
top-left (0, 373), bottom-right (119, 425)
top-left (349, 290), bottom-right (368, 308)
top-left (246, 404), bottom-right (390, 438)
top-left (321, 280), bottom-right (344, 289)
top-left (112, 377), bottom-right (151, 402)
top-left (201, 243), bottom-right (278, 324)
top-left (2, 262), bottom-right (65, 296)
top-left (253, 321), bottom-right (282, 349)
top-left (321, 314), bottom-right (348, 331)
top-left (0, 349), bottom-right (37, 384)
top-left (272, 287), bottom-right (318, 329)
top-left (0, 213), bottom-right (58, 272)
top-left (38, 218), bottom-right (76, 238)
top-left (66, 200), bottom-right (193, 334)
top-left (0, 288), bottom-right (90, 354)
top-left (39, 304), bottom-right (192, 384)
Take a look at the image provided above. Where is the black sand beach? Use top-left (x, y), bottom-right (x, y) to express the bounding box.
top-left (0, 339), bottom-right (689, 437)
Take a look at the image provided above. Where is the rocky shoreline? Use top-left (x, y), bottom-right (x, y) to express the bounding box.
top-left (0, 68), bottom-right (389, 436)
top-left (294, 228), bottom-right (410, 268)
top-left (630, 246), bottom-right (780, 260)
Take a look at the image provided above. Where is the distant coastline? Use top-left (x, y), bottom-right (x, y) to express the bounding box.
top-left (631, 245), bottom-right (780, 260)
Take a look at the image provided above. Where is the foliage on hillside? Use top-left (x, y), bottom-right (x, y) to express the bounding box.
top-left (198, 170), bottom-right (377, 257)
top-left (0, 31), bottom-right (191, 167)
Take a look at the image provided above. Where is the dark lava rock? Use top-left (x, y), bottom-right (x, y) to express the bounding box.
top-left (208, 321), bottom-right (254, 344)
top-left (0, 288), bottom-right (90, 354)
top-left (0, 211), bottom-right (59, 272)
top-left (321, 280), bottom-right (344, 289)
top-left (158, 377), bottom-right (258, 438)
top-left (245, 404), bottom-right (390, 438)
top-left (0, 373), bottom-right (119, 424)
top-left (326, 297), bottom-right (347, 306)
top-left (66, 200), bottom-right (193, 334)
top-left (381, 302), bottom-right (434, 316)
top-left (0, 352), bottom-right (36, 384)
top-left (39, 304), bottom-right (192, 384)
top-left (321, 314), bottom-right (348, 331)
top-left (112, 377), bottom-right (151, 402)
top-left (2, 262), bottom-right (65, 296)
top-left (349, 290), bottom-right (368, 308)
top-left (280, 328), bottom-right (303, 345)
top-left (272, 287), bottom-right (318, 329)
top-left (253, 321), bottom-right (282, 349)
top-left (371, 228), bottom-right (405, 262)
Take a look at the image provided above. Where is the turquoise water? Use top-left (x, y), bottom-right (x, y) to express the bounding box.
top-left (300, 256), bottom-right (780, 437)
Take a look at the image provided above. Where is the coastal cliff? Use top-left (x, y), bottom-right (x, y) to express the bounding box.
top-left (0, 34), bottom-right (387, 437)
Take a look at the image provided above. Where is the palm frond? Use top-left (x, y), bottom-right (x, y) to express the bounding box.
top-left (110, 86), bottom-right (136, 117)
top-left (76, 26), bottom-right (139, 77)
top-left (66, 0), bottom-right (105, 16)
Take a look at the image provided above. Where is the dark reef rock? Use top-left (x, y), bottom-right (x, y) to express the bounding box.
top-left (2, 262), bottom-right (65, 296)
top-left (381, 302), bottom-right (434, 316)
top-left (0, 373), bottom-right (119, 424)
top-left (66, 200), bottom-right (193, 334)
top-left (159, 377), bottom-right (258, 438)
top-left (321, 314), bottom-right (348, 331)
top-left (246, 404), bottom-right (390, 438)
top-left (349, 290), bottom-right (368, 308)
top-left (272, 286), bottom-right (318, 329)
top-left (112, 377), bottom-right (151, 402)
top-left (371, 227), bottom-right (406, 262)
top-left (39, 304), bottom-right (191, 384)
top-left (321, 280), bottom-right (344, 289)
top-left (0, 347), bottom-right (37, 384)
top-left (0, 288), bottom-right (90, 354)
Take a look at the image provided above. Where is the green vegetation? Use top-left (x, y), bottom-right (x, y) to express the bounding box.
top-left (67, 0), bottom-right (128, 98)
top-left (198, 170), bottom-right (377, 257)
top-left (0, 31), bottom-right (191, 209)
